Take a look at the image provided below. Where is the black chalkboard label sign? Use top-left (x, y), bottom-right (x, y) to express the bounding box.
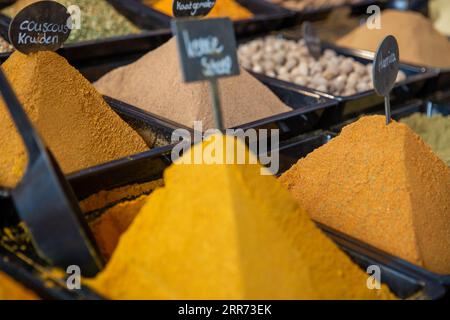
top-left (302, 22), bottom-right (321, 60)
top-left (9, 1), bottom-right (71, 54)
top-left (373, 35), bottom-right (400, 97)
top-left (173, 0), bottom-right (216, 18)
top-left (171, 18), bottom-right (240, 83)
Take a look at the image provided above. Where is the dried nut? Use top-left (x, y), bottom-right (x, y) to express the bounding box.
top-left (293, 76), bottom-right (308, 86)
top-left (356, 82), bottom-right (370, 92)
top-left (347, 72), bottom-right (359, 87)
top-left (285, 59), bottom-right (297, 71)
top-left (278, 73), bottom-right (292, 82)
top-left (272, 52), bottom-right (286, 65)
top-left (316, 84), bottom-right (328, 92)
top-left (238, 36), bottom-right (407, 97)
top-left (339, 59), bottom-right (354, 74)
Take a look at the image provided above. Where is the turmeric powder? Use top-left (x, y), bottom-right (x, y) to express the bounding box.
top-left (0, 51), bottom-right (148, 188)
top-left (144, 0), bottom-right (253, 20)
top-left (0, 271), bottom-right (38, 300)
top-left (88, 135), bottom-right (394, 299)
top-left (280, 115), bottom-right (450, 275)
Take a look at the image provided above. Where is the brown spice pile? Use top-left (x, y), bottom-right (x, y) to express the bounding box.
top-left (0, 51), bottom-right (148, 188)
top-left (280, 115), bottom-right (450, 274)
top-left (95, 38), bottom-right (291, 130)
top-left (337, 10), bottom-right (450, 68)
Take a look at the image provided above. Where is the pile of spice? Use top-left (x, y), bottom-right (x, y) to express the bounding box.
top-left (0, 51), bottom-right (148, 188)
top-left (144, 0), bottom-right (253, 20)
top-left (270, 0), bottom-right (364, 11)
top-left (401, 113), bottom-right (450, 166)
top-left (239, 36), bottom-right (406, 96)
top-left (337, 10), bottom-right (450, 68)
top-left (88, 135), bottom-right (394, 300)
top-left (0, 35), bottom-right (13, 53)
top-left (429, 0), bottom-right (450, 37)
top-left (95, 38), bottom-right (291, 130)
top-left (3, 0), bottom-right (140, 43)
top-left (0, 272), bottom-right (37, 300)
top-left (280, 115), bottom-right (450, 274)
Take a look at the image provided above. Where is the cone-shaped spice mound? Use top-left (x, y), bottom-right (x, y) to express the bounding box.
top-left (0, 51), bottom-right (148, 188)
top-left (280, 115), bottom-right (450, 274)
top-left (95, 38), bottom-right (291, 130)
top-left (89, 135), bottom-right (393, 299)
top-left (337, 10), bottom-right (450, 68)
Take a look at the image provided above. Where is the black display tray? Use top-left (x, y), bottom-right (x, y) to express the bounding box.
top-left (274, 126), bottom-right (450, 289)
top-left (1, 129), bottom-right (447, 299)
top-left (0, 245), bottom-right (102, 300)
top-left (240, 37), bottom-right (438, 127)
top-left (111, 0), bottom-right (296, 37)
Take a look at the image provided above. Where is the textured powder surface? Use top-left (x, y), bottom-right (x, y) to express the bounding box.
top-left (0, 51), bottom-right (148, 188)
top-left (337, 10), bottom-right (450, 68)
top-left (95, 38), bottom-right (291, 129)
top-left (3, 0), bottom-right (140, 43)
top-left (0, 272), bottom-right (37, 300)
top-left (145, 0), bottom-right (253, 20)
top-left (430, 0), bottom-right (450, 36)
top-left (401, 113), bottom-right (450, 166)
top-left (280, 115), bottom-right (450, 274)
top-left (89, 135), bottom-right (393, 300)
top-left (80, 180), bottom-right (163, 213)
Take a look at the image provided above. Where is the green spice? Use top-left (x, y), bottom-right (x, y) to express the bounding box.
top-left (3, 0), bottom-right (141, 43)
top-left (401, 113), bottom-right (450, 166)
top-left (0, 36), bottom-right (13, 53)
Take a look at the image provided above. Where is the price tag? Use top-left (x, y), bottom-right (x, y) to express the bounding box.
top-left (372, 35), bottom-right (399, 97)
top-left (9, 0), bottom-right (71, 54)
top-left (302, 22), bottom-right (321, 60)
top-left (172, 0), bottom-right (216, 18)
top-left (171, 18), bottom-right (240, 83)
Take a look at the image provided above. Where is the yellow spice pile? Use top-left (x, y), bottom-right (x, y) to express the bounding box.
top-left (337, 10), bottom-right (450, 68)
top-left (0, 51), bottom-right (148, 188)
top-left (280, 115), bottom-right (450, 274)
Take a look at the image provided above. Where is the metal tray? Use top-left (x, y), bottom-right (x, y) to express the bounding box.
top-left (111, 0), bottom-right (296, 37)
top-left (329, 97), bottom-right (450, 133)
